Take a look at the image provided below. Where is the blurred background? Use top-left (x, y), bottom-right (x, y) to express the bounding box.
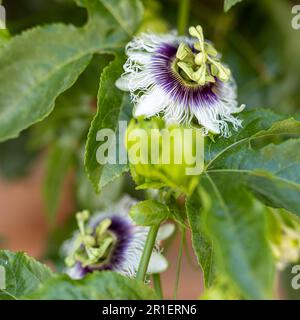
top-left (0, 0), bottom-right (299, 299)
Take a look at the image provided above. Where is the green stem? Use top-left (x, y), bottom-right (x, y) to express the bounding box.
top-left (177, 0), bottom-right (191, 35)
top-left (153, 273), bottom-right (163, 299)
top-left (136, 224), bottom-right (160, 282)
top-left (173, 227), bottom-right (185, 300)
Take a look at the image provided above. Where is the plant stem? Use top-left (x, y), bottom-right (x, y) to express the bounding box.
top-left (177, 0), bottom-right (191, 35)
top-left (173, 227), bottom-right (185, 299)
top-left (153, 273), bottom-right (163, 299)
top-left (136, 224), bottom-right (160, 282)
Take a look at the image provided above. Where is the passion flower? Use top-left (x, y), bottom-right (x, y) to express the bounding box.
top-left (116, 25), bottom-right (245, 137)
top-left (268, 209), bottom-right (300, 270)
top-left (62, 197), bottom-right (173, 279)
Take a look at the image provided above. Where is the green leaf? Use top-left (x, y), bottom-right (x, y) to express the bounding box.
top-left (205, 110), bottom-right (300, 215)
top-left (43, 139), bottom-right (74, 220)
top-left (43, 109), bottom-right (88, 219)
top-left (224, 0), bottom-right (244, 12)
top-left (186, 192), bottom-right (215, 287)
top-left (208, 139), bottom-right (300, 216)
top-left (197, 110), bottom-right (300, 298)
top-left (0, 25), bottom-right (92, 143)
top-left (200, 276), bottom-right (242, 300)
top-left (0, 250), bottom-right (53, 300)
top-left (130, 200), bottom-right (169, 226)
top-left (99, 163), bottom-right (129, 189)
top-left (85, 56), bottom-right (130, 193)
top-left (198, 173), bottom-right (275, 299)
top-left (26, 271), bottom-right (157, 300)
top-left (205, 109), bottom-right (288, 164)
top-left (0, 131), bottom-right (37, 179)
top-left (0, 0), bottom-right (143, 142)
top-left (85, 0), bottom-right (144, 36)
top-left (76, 153), bottom-right (125, 212)
top-left (0, 29), bottom-right (10, 50)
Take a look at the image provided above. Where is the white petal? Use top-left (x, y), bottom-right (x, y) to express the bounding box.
top-left (194, 108), bottom-right (221, 134)
top-left (134, 87), bottom-right (166, 118)
top-left (114, 195), bottom-right (137, 216)
top-left (157, 223), bottom-right (175, 242)
top-left (147, 252), bottom-right (168, 274)
top-left (116, 71), bottom-right (154, 92)
top-left (127, 52), bottom-right (151, 65)
top-left (115, 77), bottom-right (130, 91)
top-left (66, 265), bottom-right (84, 280)
top-left (200, 118), bottom-right (220, 134)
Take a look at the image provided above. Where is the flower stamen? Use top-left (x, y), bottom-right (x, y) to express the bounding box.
top-left (65, 211), bottom-right (117, 269)
top-left (174, 25), bottom-right (231, 86)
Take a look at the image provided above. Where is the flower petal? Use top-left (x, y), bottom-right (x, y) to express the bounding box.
top-left (134, 87), bottom-right (167, 118)
top-left (157, 223), bottom-right (175, 242)
top-left (115, 77), bottom-right (130, 91)
top-left (147, 251), bottom-right (168, 274)
top-left (127, 51), bottom-right (152, 65)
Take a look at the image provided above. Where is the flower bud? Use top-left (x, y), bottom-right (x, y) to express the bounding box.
top-left (125, 117), bottom-right (203, 195)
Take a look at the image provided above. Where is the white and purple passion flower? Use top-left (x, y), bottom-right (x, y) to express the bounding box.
top-left (116, 25), bottom-right (245, 137)
top-left (62, 197), bottom-right (173, 279)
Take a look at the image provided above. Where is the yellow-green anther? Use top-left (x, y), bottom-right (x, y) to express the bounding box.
top-left (174, 25), bottom-right (231, 86)
top-left (192, 64), bottom-right (206, 85)
top-left (84, 247), bottom-right (104, 266)
top-left (96, 236), bottom-right (115, 258)
top-left (218, 65), bottom-right (231, 82)
top-left (76, 210), bottom-right (90, 237)
top-left (82, 235), bottom-right (116, 267)
top-left (85, 226), bottom-right (93, 234)
top-left (195, 52), bottom-right (206, 66)
top-left (96, 218), bottom-right (112, 238)
top-left (189, 25), bottom-right (205, 52)
top-left (177, 61), bottom-right (195, 80)
top-left (210, 64), bottom-right (219, 77)
top-left (76, 210), bottom-right (90, 223)
top-left (207, 57), bottom-right (231, 82)
top-left (65, 214), bottom-right (117, 269)
top-left (205, 75), bottom-right (216, 83)
top-left (176, 43), bottom-right (193, 61)
top-left (204, 42), bottom-right (218, 57)
top-left (65, 256), bottom-right (76, 267)
top-left (82, 235), bottom-right (95, 247)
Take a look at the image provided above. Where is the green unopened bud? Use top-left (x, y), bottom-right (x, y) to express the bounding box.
top-left (126, 118), bottom-right (203, 195)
